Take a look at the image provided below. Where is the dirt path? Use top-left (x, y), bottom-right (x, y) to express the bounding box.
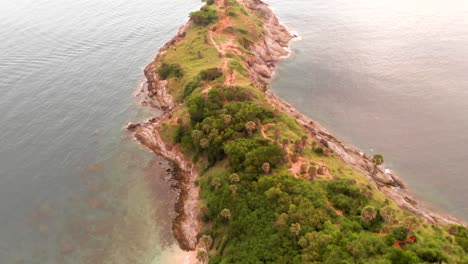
top-left (327, 200), bottom-right (343, 217)
top-left (206, 0), bottom-right (247, 86)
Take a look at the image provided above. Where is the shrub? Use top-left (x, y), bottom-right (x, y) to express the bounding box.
top-left (190, 6), bottom-right (218, 25)
top-left (392, 226), bottom-right (408, 241)
top-left (239, 37), bottom-right (253, 49)
top-left (200, 68), bottom-right (223, 81)
top-left (158, 63), bottom-right (183, 79)
top-left (229, 60), bottom-right (246, 74)
top-left (183, 79), bottom-right (201, 98)
top-left (314, 147), bottom-right (324, 155)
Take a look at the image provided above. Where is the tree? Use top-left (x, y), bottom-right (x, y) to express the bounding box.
top-left (308, 166), bottom-right (316, 180)
top-left (229, 173), bottom-right (240, 183)
top-left (372, 154), bottom-right (384, 165)
top-left (392, 226), bottom-right (409, 241)
top-left (372, 154), bottom-right (384, 170)
top-left (262, 162), bottom-right (271, 174)
top-left (220, 208), bottom-right (231, 221)
top-left (200, 235), bottom-right (213, 252)
top-left (290, 223), bottom-right (301, 243)
top-left (200, 138), bottom-right (209, 149)
top-left (211, 177), bottom-right (221, 189)
top-left (190, 6), bottom-right (218, 25)
top-left (403, 216), bottom-right (419, 232)
top-left (380, 206), bottom-right (397, 224)
top-left (245, 121), bottom-right (257, 136)
top-left (223, 114), bottom-right (232, 125)
top-left (361, 206), bottom-right (377, 222)
top-left (229, 184), bottom-right (238, 195)
top-left (196, 249), bottom-right (208, 264)
top-left (192, 130), bottom-right (203, 150)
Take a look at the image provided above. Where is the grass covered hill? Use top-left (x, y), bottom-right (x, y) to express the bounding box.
top-left (138, 0), bottom-right (468, 263)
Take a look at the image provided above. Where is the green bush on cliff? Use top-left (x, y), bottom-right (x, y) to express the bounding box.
top-left (157, 63), bottom-right (183, 79)
top-left (190, 6), bottom-right (218, 25)
top-left (199, 68), bottom-right (223, 81)
top-left (183, 79), bottom-right (201, 98)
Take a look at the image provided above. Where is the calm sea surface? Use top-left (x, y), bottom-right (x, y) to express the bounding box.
top-left (0, 0), bottom-right (200, 262)
top-left (1, 0), bottom-right (467, 263)
top-left (268, 0), bottom-right (468, 219)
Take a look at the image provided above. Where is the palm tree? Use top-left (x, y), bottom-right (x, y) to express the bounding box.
top-left (229, 184), bottom-right (237, 195)
top-left (200, 138), bottom-right (209, 149)
top-left (372, 154), bottom-right (384, 174)
top-left (220, 208), bottom-right (231, 221)
top-left (290, 223), bottom-right (301, 243)
top-left (361, 206), bottom-right (377, 222)
top-left (308, 166), bottom-right (316, 180)
top-left (262, 162), bottom-right (271, 174)
top-left (200, 235), bottom-right (213, 252)
top-left (211, 177), bottom-right (221, 189)
top-left (192, 129), bottom-right (203, 146)
top-left (379, 206), bottom-right (397, 224)
top-left (245, 121), bottom-right (257, 136)
top-left (196, 249), bottom-right (208, 264)
top-left (403, 216), bottom-right (419, 232)
top-left (202, 124), bottom-right (211, 134)
top-left (223, 114), bottom-right (232, 125)
top-left (372, 154), bottom-right (384, 165)
top-left (229, 173), bottom-right (240, 183)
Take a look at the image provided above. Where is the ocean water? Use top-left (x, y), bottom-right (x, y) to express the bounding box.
top-left (268, 0), bottom-right (468, 220)
top-left (1, 0), bottom-right (468, 263)
top-left (0, 0), bottom-right (200, 262)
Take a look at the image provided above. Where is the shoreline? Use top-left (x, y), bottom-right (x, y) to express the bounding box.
top-left (129, 0), bottom-right (465, 261)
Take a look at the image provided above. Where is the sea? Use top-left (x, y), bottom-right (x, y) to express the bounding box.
top-left (0, 0), bottom-right (467, 262)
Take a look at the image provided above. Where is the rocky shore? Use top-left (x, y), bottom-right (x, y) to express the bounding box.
top-left (130, 0), bottom-right (464, 260)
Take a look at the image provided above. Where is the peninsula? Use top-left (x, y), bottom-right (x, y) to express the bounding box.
top-left (130, 0), bottom-right (467, 262)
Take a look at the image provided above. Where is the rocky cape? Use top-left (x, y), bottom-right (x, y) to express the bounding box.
top-left (130, 0), bottom-right (465, 257)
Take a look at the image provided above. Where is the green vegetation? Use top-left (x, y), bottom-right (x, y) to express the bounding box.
top-left (157, 63), bottom-right (183, 79)
top-left (190, 5), bottom-right (219, 25)
top-left (200, 68), bottom-right (223, 81)
top-left (153, 1), bottom-right (467, 263)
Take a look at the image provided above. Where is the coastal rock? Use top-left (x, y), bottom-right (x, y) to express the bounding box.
top-left (126, 122), bottom-right (140, 131)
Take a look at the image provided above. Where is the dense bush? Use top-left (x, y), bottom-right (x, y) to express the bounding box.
top-left (173, 83), bottom-right (468, 263)
top-left (190, 6), bottom-right (218, 25)
top-left (199, 68), bottom-right (223, 81)
top-left (183, 79), bottom-right (201, 98)
top-left (157, 63), bottom-right (183, 79)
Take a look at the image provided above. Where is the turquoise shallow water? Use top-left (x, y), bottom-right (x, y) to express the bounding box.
top-left (1, 0), bottom-right (468, 262)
